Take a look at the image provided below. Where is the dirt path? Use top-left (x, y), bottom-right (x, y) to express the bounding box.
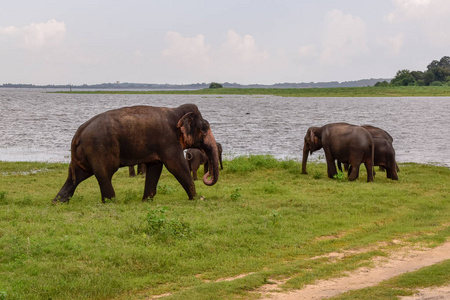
top-left (260, 240), bottom-right (450, 300)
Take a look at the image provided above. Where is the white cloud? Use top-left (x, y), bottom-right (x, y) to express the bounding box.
top-left (378, 33), bottom-right (404, 56)
top-left (222, 30), bottom-right (269, 65)
top-left (387, 0), bottom-right (450, 46)
top-left (298, 44), bottom-right (316, 58)
top-left (0, 19), bottom-right (66, 50)
top-left (162, 31), bottom-right (211, 66)
top-left (319, 10), bottom-right (369, 66)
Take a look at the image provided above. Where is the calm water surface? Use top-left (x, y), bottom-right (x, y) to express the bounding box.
top-left (1, 88), bottom-right (449, 167)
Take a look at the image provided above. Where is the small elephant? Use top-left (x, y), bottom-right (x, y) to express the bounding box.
top-left (129, 163), bottom-right (146, 177)
top-left (186, 143), bottom-right (223, 180)
top-left (53, 104), bottom-right (220, 203)
top-left (361, 125), bottom-right (399, 172)
top-left (186, 148), bottom-right (208, 180)
top-left (338, 124), bottom-right (399, 173)
top-left (373, 138), bottom-right (398, 180)
top-left (302, 122), bottom-right (374, 182)
top-left (343, 138), bottom-right (398, 180)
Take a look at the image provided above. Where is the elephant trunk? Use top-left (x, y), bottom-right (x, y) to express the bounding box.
top-left (202, 129), bottom-right (219, 186)
top-left (301, 143), bottom-right (309, 174)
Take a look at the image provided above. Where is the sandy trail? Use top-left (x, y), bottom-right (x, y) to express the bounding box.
top-left (260, 241), bottom-right (450, 300)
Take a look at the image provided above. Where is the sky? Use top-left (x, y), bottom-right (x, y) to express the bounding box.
top-left (1, 0), bottom-right (449, 85)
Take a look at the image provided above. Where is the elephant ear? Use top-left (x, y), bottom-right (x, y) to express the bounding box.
top-left (310, 129), bottom-right (320, 145)
top-left (177, 112), bottom-right (195, 148)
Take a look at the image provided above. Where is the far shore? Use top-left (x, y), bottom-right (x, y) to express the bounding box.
top-left (54, 86), bottom-right (450, 97)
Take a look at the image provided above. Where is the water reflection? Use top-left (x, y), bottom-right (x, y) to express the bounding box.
top-left (0, 88), bottom-right (449, 167)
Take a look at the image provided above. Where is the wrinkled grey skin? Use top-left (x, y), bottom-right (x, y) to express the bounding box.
top-left (53, 104), bottom-right (219, 203)
top-left (302, 123), bottom-right (374, 182)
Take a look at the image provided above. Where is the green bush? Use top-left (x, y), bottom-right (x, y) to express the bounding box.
top-left (145, 206), bottom-right (193, 239)
top-left (209, 82), bottom-right (223, 89)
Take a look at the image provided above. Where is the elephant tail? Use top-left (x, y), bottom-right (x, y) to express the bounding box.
top-left (370, 140), bottom-right (375, 179)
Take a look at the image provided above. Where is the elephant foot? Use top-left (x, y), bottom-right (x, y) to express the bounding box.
top-left (192, 194), bottom-right (205, 201)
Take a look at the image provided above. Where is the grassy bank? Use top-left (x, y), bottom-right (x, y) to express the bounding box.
top-left (56, 86), bottom-right (450, 97)
top-left (0, 157), bottom-right (449, 299)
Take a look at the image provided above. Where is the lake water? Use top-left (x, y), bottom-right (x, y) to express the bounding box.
top-left (1, 88), bottom-right (449, 167)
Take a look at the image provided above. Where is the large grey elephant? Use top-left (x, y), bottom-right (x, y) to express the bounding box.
top-left (53, 104), bottom-right (220, 203)
top-left (302, 123), bottom-right (374, 182)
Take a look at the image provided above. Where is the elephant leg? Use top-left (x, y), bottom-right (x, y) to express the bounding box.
top-left (192, 163), bottom-right (199, 181)
top-left (143, 162), bottom-right (163, 200)
top-left (163, 155), bottom-right (196, 199)
top-left (364, 161), bottom-right (374, 182)
top-left (93, 161), bottom-right (119, 202)
top-left (137, 163), bottom-right (146, 176)
top-left (387, 166), bottom-right (399, 180)
top-left (326, 157), bottom-right (338, 179)
top-left (348, 163), bottom-right (361, 181)
top-left (129, 166), bottom-right (136, 177)
top-left (53, 162), bottom-right (92, 203)
top-left (337, 161), bottom-right (343, 172)
top-left (95, 172), bottom-right (116, 202)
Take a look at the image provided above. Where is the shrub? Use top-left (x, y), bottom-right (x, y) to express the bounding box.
top-left (145, 206), bottom-right (193, 239)
top-left (209, 82), bottom-right (223, 89)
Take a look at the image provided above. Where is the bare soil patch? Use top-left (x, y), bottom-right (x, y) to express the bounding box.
top-left (260, 240), bottom-right (450, 300)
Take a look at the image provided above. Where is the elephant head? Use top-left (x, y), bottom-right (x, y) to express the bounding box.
top-left (177, 110), bottom-right (219, 186)
top-left (301, 126), bottom-right (323, 174)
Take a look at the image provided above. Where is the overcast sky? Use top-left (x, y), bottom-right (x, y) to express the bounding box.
top-left (1, 0), bottom-right (449, 85)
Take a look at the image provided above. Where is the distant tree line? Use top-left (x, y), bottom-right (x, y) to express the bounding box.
top-left (376, 56), bottom-right (450, 87)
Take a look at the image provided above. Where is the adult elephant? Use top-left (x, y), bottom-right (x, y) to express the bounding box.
top-left (301, 123), bottom-right (374, 182)
top-left (186, 142), bottom-right (223, 181)
top-left (53, 104), bottom-right (220, 203)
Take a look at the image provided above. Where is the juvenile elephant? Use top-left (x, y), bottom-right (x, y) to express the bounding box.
top-left (128, 163), bottom-right (146, 177)
top-left (343, 138), bottom-right (398, 180)
top-left (361, 124), bottom-right (399, 172)
top-left (186, 143), bottom-right (223, 180)
top-left (302, 123), bottom-right (374, 182)
top-left (373, 138), bottom-right (398, 180)
top-left (53, 104), bottom-right (220, 203)
top-left (186, 148), bottom-right (208, 180)
top-left (338, 124), bottom-right (398, 173)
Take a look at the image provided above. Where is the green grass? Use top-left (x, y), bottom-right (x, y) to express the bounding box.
top-left (0, 157), bottom-right (449, 299)
top-left (55, 86), bottom-right (450, 97)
